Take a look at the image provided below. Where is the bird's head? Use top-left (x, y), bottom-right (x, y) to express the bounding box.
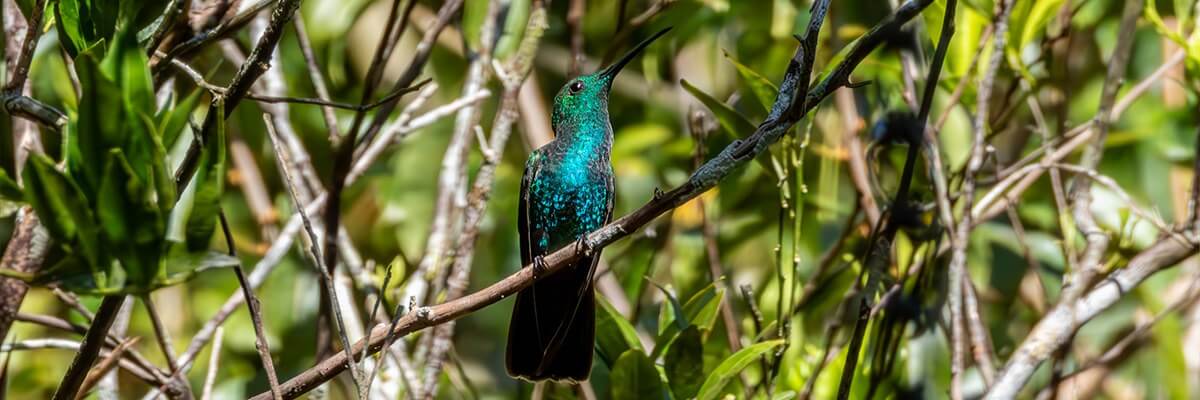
top-left (550, 28), bottom-right (671, 134)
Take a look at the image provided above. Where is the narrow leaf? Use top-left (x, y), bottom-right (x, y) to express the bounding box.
top-left (696, 339), bottom-right (785, 400)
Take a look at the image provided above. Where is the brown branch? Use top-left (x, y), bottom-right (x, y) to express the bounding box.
top-left (0, 209), bottom-right (49, 350)
top-left (250, 0), bottom-right (940, 398)
top-left (141, 295), bottom-right (194, 397)
top-left (2, 0), bottom-right (44, 93)
top-left (51, 295), bottom-right (127, 400)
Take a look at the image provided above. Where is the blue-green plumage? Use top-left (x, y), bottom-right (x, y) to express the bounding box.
top-left (506, 28), bottom-right (670, 382)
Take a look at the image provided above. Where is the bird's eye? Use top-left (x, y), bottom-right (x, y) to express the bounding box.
top-left (569, 80), bottom-right (584, 93)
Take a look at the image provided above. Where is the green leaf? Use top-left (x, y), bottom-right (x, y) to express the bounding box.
top-left (161, 247), bottom-right (239, 286)
top-left (610, 350), bottom-right (666, 400)
top-left (650, 284), bottom-right (723, 359)
top-left (1174, 0), bottom-right (1193, 31)
top-left (22, 155), bottom-right (104, 272)
top-left (1019, 0), bottom-right (1066, 48)
top-left (53, 0), bottom-right (85, 57)
top-left (596, 295), bottom-right (645, 367)
top-left (1005, 0), bottom-right (1034, 53)
top-left (681, 79), bottom-right (757, 139)
top-left (183, 103), bottom-right (227, 250)
top-left (0, 169), bottom-right (23, 201)
top-left (649, 280), bottom-right (689, 331)
top-left (664, 326), bottom-right (704, 400)
top-left (697, 339), bottom-right (785, 400)
top-left (109, 29), bottom-right (155, 119)
top-left (461, 0), bottom-right (490, 51)
top-left (69, 50), bottom-right (124, 194)
top-left (158, 88), bottom-right (202, 149)
top-left (724, 51), bottom-right (780, 114)
top-left (97, 149), bottom-right (163, 287)
top-left (88, 0), bottom-right (118, 43)
top-left (493, 0), bottom-right (531, 59)
top-left (1146, 0), bottom-right (1189, 47)
top-left (121, 0), bottom-right (169, 31)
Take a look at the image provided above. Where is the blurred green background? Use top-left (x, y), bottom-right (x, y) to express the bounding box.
top-left (2, 0), bottom-right (1199, 398)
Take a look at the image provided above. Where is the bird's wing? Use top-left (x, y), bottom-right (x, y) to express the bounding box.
top-left (604, 171), bottom-right (615, 224)
top-left (518, 150), bottom-right (542, 266)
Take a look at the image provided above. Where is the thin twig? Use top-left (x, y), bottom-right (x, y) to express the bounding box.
top-left (142, 295), bottom-right (194, 397)
top-left (320, 0), bottom-right (459, 373)
top-left (986, 237), bottom-right (1197, 399)
top-left (413, 0), bottom-right (502, 391)
top-left (690, 110), bottom-right (743, 354)
top-left (221, 212), bottom-right (283, 400)
top-left (292, 13), bottom-right (341, 139)
top-left (200, 327), bottom-right (224, 400)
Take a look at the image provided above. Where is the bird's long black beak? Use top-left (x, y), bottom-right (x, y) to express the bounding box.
top-left (599, 27), bottom-right (672, 84)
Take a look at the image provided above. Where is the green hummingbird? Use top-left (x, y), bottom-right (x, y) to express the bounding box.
top-left (506, 28), bottom-right (671, 382)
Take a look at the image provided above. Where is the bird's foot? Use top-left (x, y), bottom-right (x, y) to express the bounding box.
top-left (574, 235), bottom-right (594, 257)
top-left (532, 255), bottom-right (548, 279)
top-left (653, 187), bottom-right (666, 200)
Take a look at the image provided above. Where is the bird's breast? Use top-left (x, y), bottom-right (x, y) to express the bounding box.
top-left (528, 166), bottom-right (611, 252)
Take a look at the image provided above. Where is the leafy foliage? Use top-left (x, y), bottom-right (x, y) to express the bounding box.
top-left (12, 27), bottom-right (231, 294)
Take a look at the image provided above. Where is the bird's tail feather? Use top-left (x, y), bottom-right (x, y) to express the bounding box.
top-left (505, 256), bottom-right (596, 382)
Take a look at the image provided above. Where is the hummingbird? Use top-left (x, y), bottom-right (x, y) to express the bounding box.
top-left (506, 28), bottom-right (671, 382)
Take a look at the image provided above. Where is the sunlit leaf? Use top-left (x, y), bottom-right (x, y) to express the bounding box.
top-left (697, 339), bottom-right (785, 400)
